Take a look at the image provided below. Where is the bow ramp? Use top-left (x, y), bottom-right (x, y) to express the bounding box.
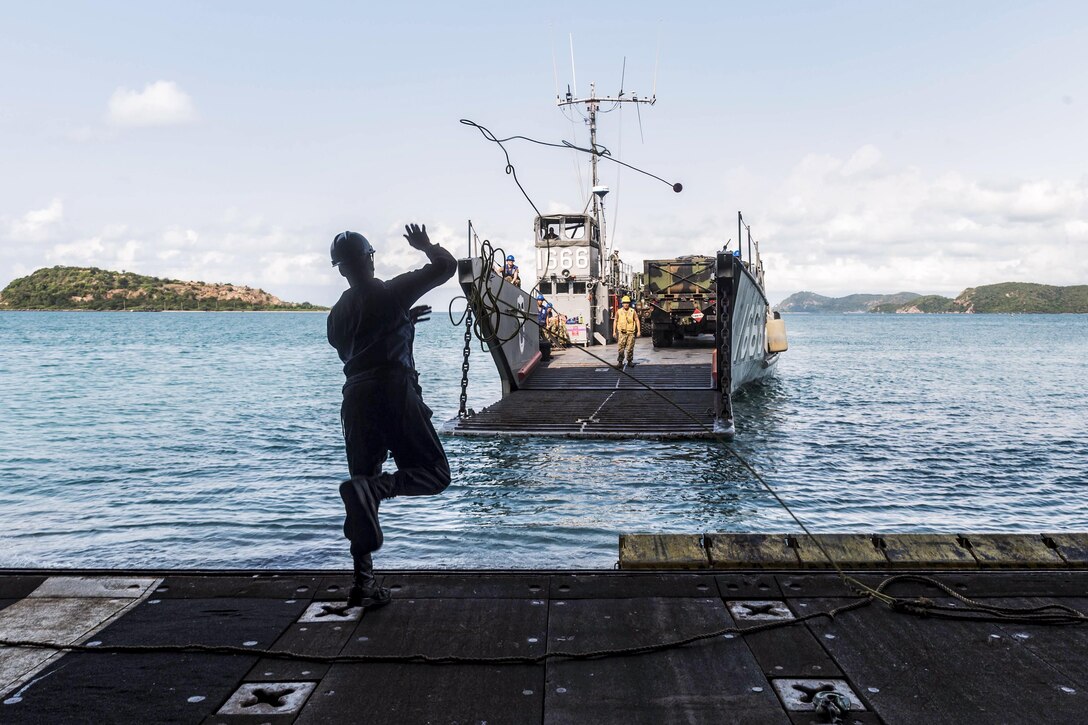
top-left (449, 351), bottom-right (719, 438)
top-left (446, 258), bottom-right (721, 439)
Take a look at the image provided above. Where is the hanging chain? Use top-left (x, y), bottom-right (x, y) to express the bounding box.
top-left (458, 308), bottom-right (474, 418)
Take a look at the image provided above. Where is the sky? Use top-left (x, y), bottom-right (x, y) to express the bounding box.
top-left (2, 1), bottom-right (1087, 306)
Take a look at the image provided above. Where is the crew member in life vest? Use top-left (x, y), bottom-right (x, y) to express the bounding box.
top-left (502, 255), bottom-right (521, 287)
top-left (613, 295), bottom-right (641, 367)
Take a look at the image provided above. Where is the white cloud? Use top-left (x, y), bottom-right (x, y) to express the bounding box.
top-left (840, 144), bottom-right (882, 177)
top-left (107, 81), bottom-right (198, 127)
top-left (1064, 219), bottom-right (1088, 241)
top-left (368, 222), bottom-right (463, 281)
top-left (161, 227), bottom-right (200, 247)
top-left (44, 228), bottom-right (143, 271)
top-left (746, 147), bottom-right (1088, 300)
top-left (260, 252), bottom-right (327, 286)
top-left (9, 199), bottom-right (63, 241)
top-left (606, 146), bottom-right (1088, 302)
top-left (47, 236), bottom-right (106, 263)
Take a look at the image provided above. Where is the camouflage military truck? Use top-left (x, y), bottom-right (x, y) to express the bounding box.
top-left (640, 255), bottom-right (717, 348)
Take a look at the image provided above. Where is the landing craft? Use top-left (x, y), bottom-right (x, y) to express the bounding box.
top-left (447, 81), bottom-right (785, 439)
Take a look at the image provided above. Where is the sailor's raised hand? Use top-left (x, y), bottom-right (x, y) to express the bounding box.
top-left (404, 223), bottom-right (431, 251)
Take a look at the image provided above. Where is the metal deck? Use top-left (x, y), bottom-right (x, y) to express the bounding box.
top-left (1, 535), bottom-right (1085, 724)
top-left (448, 340), bottom-right (720, 438)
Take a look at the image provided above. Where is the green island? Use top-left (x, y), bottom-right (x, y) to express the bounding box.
top-left (775, 291), bottom-right (921, 314)
top-left (777, 282), bottom-right (1088, 314)
top-left (0, 266), bottom-right (325, 311)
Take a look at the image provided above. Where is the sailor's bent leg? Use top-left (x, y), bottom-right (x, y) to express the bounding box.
top-left (383, 381), bottom-right (451, 498)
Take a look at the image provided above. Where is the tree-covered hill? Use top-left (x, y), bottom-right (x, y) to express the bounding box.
top-left (776, 291), bottom-right (921, 313)
top-left (956, 282), bottom-right (1088, 313)
top-left (0, 266), bottom-right (324, 311)
top-left (870, 294), bottom-right (958, 313)
top-left (869, 282), bottom-right (1088, 313)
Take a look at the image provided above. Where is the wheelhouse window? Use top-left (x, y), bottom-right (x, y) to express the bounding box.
top-left (540, 219), bottom-right (561, 241)
top-left (537, 214), bottom-right (592, 243)
top-left (563, 217), bottom-right (586, 240)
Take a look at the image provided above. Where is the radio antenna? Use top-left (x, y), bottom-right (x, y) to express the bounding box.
top-left (551, 27), bottom-right (561, 101)
top-left (652, 35), bottom-right (661, 99)
top-left (569, 34), bottom-right (578, 98)
top-left (557, 76), bottom-right (662, 253)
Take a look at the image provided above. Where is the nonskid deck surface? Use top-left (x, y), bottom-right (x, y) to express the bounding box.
top-left (450, 389), bottom-right (717, 437)
top-left (520, 363), bottom-right (711, 391)
top-left (450, 342), bottom-right (718, 437)
top-left (544, 337), bottom-right (714, 368)
top-left (1, 564), bottom-right (1085, 723)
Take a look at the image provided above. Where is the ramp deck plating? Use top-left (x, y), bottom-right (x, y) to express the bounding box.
top-left (448, 341), bottom-right (720, 438)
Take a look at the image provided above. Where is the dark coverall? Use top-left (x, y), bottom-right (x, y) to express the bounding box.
top-left (327, 244), bottom-right (456, 560)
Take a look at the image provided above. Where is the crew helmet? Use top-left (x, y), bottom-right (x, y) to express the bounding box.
top-left (621, 295), bottom-right (632, 303)
top-left (330, 231), bottom-right (375, 267)
top-left (506, 255), bottom-right (515, 261)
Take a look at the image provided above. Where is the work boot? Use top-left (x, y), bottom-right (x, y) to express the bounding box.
top-left (339, 476), bottom-right (383, 553)
top-left (348, 554), bottom-right (391, 610)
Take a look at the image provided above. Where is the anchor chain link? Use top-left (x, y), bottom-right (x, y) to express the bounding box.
top-left (458, 307), bottom-right (474, 418)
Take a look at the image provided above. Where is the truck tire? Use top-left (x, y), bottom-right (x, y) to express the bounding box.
top-left (651, 326), bottom-right (672, 348)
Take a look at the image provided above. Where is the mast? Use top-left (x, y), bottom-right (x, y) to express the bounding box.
top-left (557, 82), bottom-right (655, 253)
top-left (588, 82), bottom-right (600, 223)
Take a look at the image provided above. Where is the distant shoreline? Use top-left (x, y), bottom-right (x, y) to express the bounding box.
top-left (777, 310), bottom-right (1086, 315)
top-left (776, 282), bottom-right (1088, 314)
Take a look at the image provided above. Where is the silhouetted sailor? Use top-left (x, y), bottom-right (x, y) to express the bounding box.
top-left (327, 224), bottom-right (456, 608)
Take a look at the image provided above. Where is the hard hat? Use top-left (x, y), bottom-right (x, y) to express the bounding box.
top-left (621, 295), bottom-right (631, 303)
top-left (330, 231), bottom-right (375, 266)
top-left (545, 302), bottom-right (552, 308)
top-left (536, 294), bottom-right (543, 300)
top-left (506, 255), bottom-right (515, 261)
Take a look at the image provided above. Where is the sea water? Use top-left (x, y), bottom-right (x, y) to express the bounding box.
top-left (0, 311), bottom-right (1084, 569)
